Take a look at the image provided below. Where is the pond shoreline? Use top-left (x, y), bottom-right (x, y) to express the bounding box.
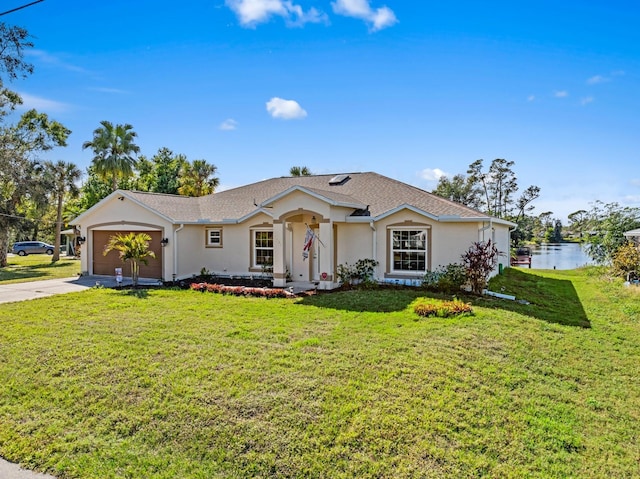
top-left (518, 242), bottom-right (594, 270)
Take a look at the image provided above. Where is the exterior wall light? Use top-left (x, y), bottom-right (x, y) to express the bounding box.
top-left (160, 238), bottom-right (169, 247)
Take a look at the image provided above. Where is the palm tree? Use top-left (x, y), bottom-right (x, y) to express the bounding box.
top-left (82, 121), bottom-right (140, 191)
top-left (178, 159), bottom-right (219, 197)
top-left (44, 160), bottom-right (81, 262)
top-left (103, 232), bottom-right (156, 287)
top-left (290, 166), bottom-right (312, 176)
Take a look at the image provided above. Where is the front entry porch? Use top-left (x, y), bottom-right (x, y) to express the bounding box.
top-left (272, 211), bottom-right (337, 290)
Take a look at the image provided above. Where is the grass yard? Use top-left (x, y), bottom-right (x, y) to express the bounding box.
top-left (0, 255), bottom-right (80, 284)
top-left (0, 268), bottom-right (638, 478)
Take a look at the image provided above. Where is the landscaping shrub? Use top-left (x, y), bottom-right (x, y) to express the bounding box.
top-left (413, 298), bottom-right (474, 318)
top-left (422, 263), bottom-right (468, 292)
top-left (461, 240), bottom-right (499, 294)
top-left (336, 258), bottom-right (378, 287)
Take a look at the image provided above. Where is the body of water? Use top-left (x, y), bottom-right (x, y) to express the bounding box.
top-left (521, 243), bottom-right (594, 270)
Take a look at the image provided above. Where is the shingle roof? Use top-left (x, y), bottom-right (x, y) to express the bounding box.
top-left (126, 172), bottom-right (493, 223)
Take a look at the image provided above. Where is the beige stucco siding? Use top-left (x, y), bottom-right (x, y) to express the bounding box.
top-left (431, 222), bottom-right (481, 268)
top-left (335, 222), bottom-right (374, 267)
top-left (272, 191), bottom-right (332, 222)
top-left (175, 213), bottom-right (275, 279)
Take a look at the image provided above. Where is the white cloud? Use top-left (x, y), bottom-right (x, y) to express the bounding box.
top-left (87, 87), bottom-right (130, 94)
top-left (587, 75), bottom-right (608, 85)
top-left (630, 178), bottom-right (640, 187)
top-left (225, 0), bottom-right (327, 27)
top-left (332, 0), bottom-right (398, 31)
top-left (266, 97), bottom-right (307, 119)
top-left (587, 71), bottom-right (625, 85)
top-left (527, 95), bottom-right (535, 102)
top-left (420, 168), bottom-right (449, 182)
top-left (623, 194), bottom-right (640, 204)
top-left (554, 90), bottom-right (568, 98)
top-left (580, 96), bottom-right (594, 106)
top-left (26, 49), bottom-right (88, 74)
top-left (219, 118), bottom-right (239, 131)
top-left (16, 92), bottom-right (70, 113)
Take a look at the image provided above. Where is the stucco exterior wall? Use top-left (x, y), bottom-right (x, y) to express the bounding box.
top-left (271, 191), bottom-right (332, 222)
top-left (175, 213), bottom-right (275, 279)
top-left (335, 222), bottom-right (374, 267)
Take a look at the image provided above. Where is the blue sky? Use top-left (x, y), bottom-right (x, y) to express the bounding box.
top-left (7, 0), bottom-right (640, 221)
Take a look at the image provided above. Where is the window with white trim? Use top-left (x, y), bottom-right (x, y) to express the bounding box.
top-left (253, 230), bottom-right (273, 267)
top-left (206, 228), bottom-right (222, 247)
top-left (391, 229), bottom-right (428, 272)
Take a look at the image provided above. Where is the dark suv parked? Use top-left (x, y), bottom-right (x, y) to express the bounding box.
top-left (12, 241), bottom-right (55, 256)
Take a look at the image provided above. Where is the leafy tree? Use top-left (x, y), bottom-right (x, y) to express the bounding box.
top-left (44, 160), bottom-right (81, 262)
top-left (178, 159), bottom-right (219, 197)
top-left (553, 219), bottom-right (563, 243)
top-left (0, 23), bottom-right (72, 267)
top-left (75, 165), bottom-right (113, 211)
top-left (433, 159), bottom-right (540, 246)
top-left (584, 201), bottom-right (640, 264)
top-left (467, 159), bottom-right (518, 217)
top-left (0, 23), bottom-right (33, 81)
top-left (0, 108), bottom-right (70, 267)
top-left (290, 166), bottom-right (312, 176)
top-left (611, 242), bottom-right (640, 279)
top-left (432, 173), bottom-right (482, 209)
top-left (134, 147), bottom-right (187, 194)
top-left (568, 209), bottom-right (588, 240)
top-left (82, 121), bottom-right (140, 191)
top-left (103, 232), bottom-right (156, 287)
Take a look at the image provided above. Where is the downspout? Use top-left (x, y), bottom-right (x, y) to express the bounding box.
top-left (370, 221), bottom-right (377, 261)
top-left (173, 224), bottom-right (185, 281)
top-left (370, 220), bottom-right (377, 282)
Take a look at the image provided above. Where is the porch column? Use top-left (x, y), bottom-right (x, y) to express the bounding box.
top-left (318, 220), bottom-right (335, 290)
top-left (272, 220), bottom-right (287, 287)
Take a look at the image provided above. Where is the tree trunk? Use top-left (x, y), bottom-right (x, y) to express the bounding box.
top-left (131, 259), bottom-right (139, 287)
top-left (52, 193), bottom-right (63, 262)
top-left (0, 223), bottom-right (9, 268)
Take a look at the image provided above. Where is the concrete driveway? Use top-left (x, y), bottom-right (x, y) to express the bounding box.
top-left (0, 276), bottom-right (95, 304)
top-left (0, 459), bottom-right (56, 479)
top-left (0, 275), bottom-right (162, 304)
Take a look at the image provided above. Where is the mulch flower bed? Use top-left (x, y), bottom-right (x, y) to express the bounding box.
top-left (189, 282), bottom-right (296, 298)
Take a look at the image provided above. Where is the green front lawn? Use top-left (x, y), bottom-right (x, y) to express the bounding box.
top-left (0, 268), bottom-right (638, 478)
top-left (0, 255), bottom-right (80, 284)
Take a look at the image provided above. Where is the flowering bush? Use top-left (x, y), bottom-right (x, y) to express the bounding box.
top-left (190, 282), bottom-right (293, 298)
top-left (414, 299), bottom-right (474, 318)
